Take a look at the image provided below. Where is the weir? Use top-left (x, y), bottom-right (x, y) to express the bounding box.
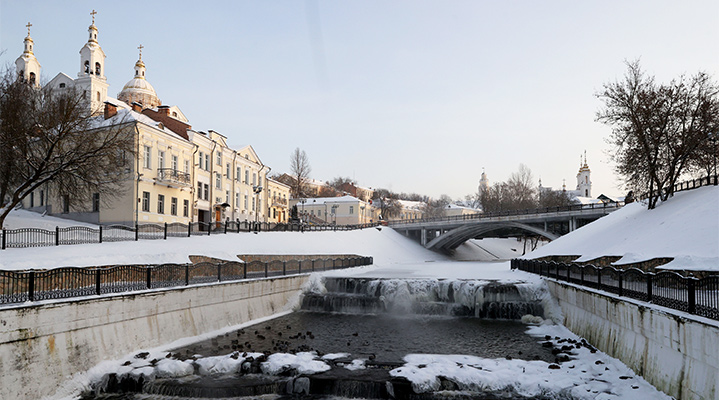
top-left (83, 277), bottom-right (558, 399)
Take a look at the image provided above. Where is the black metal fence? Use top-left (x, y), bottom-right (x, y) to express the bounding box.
top-left (639, 174), bottom-right (718, 202)
top-left (0, 221), bottom-right (380, 250)
top-left (512, 259), bottom-right (719, 321)
top-left (0, 256), bottom-right (373, 306)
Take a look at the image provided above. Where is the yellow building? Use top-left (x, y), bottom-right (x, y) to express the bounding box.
top-left (267, 178), bottom-right (291, 223)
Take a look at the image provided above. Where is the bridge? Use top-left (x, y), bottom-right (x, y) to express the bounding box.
top-left (387, 202), bottom-right (623, 252)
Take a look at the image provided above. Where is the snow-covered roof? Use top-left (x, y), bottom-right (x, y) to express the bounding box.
top-left (300, 195), bottom-right (364, 205)
top-left (397, 200), bottom-right (425, 210)
top-left (92, 108), bottom-right (189, 142)
top-left (573, 196), bottom-right (603, 205)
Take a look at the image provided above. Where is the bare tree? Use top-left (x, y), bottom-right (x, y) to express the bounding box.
top-left (289, 147), bottom-right (311, 198)
top-left (423, 194), bottom-right (452, 218)
top-left (596, 61), bottom-right (719, 208)
top-left (538, 187), bottom-right (576, 208)
top-left (0, 70), bottom-right (135, 228)
top-left (479, 164), bottom-right (539, 213)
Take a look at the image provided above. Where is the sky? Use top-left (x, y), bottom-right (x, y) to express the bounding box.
top-left (1, 1), bottom-right (717, 200)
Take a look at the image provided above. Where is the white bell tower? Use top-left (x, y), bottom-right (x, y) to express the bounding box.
top-left (15, 22), bottom-right (41, 87)
top-left (576, 151), bottom-right (592, 197)
top-left (76, 10), bottom-right (109, 114)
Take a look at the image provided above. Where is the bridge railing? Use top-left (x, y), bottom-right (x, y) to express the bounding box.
top-left (0, 221), bottom-right (380, 251)
top-left (388, 201), bottom-right (624, 226)
top-left (0, 256), bottom-right (373, 307)
top-left (512, 259), bottom-right (719, 321)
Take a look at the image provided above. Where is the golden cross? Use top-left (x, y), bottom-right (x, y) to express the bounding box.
top-left (90, 9), bottom-right (97, 24)
top-left (138, 44), bottom-right (144, 59)
top-left (25, 22), bottom-right (32, 36)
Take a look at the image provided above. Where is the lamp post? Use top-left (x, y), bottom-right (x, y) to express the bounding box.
top-left (710, 131), bottom-right (718, 185)
top-left (360, 205), bottom-right (366, 224)
top-left (252, 185), bottom-right (263, 230)
top-left (331, 204), bottom-right (338, 225)
top-left (299, 198), bottom-right (307, 224)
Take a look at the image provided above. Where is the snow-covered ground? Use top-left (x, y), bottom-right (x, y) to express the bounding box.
top-left (525, 185), bottom-right (719, 271)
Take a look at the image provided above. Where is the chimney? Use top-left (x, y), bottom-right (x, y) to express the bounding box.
top-left (131, 102), bottom-right (143, 113)
top-left (158, 105), bottom-right (170, 116)
top-left (103, 101), bottom-right (117, 120)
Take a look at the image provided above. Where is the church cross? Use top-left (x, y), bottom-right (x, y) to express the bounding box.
top-left (26, 22), bottom-right (32, 36)
top-left (90, 9), bottom-right (97, 24)
top-left (138, 44), bottom-right (144, 60)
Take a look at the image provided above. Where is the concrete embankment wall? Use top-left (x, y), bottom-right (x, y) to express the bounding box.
top-left (0, 275), bottom-right (309, 400)
top-left (546, 280), bottom-right (719, 400)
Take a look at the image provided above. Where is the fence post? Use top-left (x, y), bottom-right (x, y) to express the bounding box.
top-left (283, 261), bottom-right (286, 276)
top-left (298, 260), bottom-right (302, 274)
top-left (243, 262), bottom-right (247, 279)
top-left (597, 268), bottom-right (602, 289)
top-left (1, 228), bottom-right (5, 250)
top-left (312, 260), bottom-right (315, 272)
top-left (580, 266), bottom-right (584, 285)
top-left (95, 269), bottom-right (101, 295)
top-left (146, 267), bottom-right (152, 289)
top-left (99, 226), bottom-right (103, 244)
top-left (28, 271), bottom-right (35, 302)
top-left (688, 278), bottom-right (696, 314)
top-left (224, 222), bottom-right (227, 234)
top-left (135, 224), bottom-right (139, 241)
top-left (264, 262), bottom-right (268, 278)
top-left (185, 264), bottom-right (190, 286)
top-left (618, 272), bottom-right (623, 297)
top-left (188, 223), bottom-right (192, 237)
top-left (217, 263), bottom-right (222, 282)
top-left (56, 226), bottom-right (60, 246)
top-left (208, 224), bottom-right (211, 236)
top-left (647, 273), bottom-right (653, 303)
top-left (164, 223), bottom-right (168, 240)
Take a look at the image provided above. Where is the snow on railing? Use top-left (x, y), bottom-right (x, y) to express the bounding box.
top-left (0, 256), bottom-right (373, 306)
top-left (512, 259), bottom-right (719, 321)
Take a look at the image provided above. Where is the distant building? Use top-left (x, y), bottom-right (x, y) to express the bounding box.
top-left (290, 196), bottom-right (372, 225)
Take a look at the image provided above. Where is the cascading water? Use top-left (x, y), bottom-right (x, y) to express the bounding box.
top-left (302, 277), bottom-right (547, 320)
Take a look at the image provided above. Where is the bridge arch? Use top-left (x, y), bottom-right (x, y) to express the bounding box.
top-left (425, 221), bottom-right (559, 252)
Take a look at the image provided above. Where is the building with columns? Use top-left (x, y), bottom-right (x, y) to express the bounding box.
top-left (17, 12), bottom-right (277, 226)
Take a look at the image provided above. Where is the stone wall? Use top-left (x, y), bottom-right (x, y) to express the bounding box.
top-left (0, 275), bottom-right (309, 400)
top-left (546, 280), bottom-right (719, 400)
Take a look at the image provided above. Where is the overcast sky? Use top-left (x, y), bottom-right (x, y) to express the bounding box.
top-left (1, 1), bottom-right (717, 199)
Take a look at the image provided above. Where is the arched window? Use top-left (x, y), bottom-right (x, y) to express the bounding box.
top-left (18, 70), bottom-right (24, 81)
top-left (95, 62), bottom-right (101, 76)
top-left (135, 69), bottom-right (139, 76)
top-left (29, 72), bottom-right (36, 84)
top-left (84, 60), bottom-right (90, 74)
top-left (97, 92), bottom-right (101, 102)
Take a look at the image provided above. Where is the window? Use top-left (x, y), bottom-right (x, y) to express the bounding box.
top-left (244, 192), bottom-right (248, 209)
top-left (29, 72), bottom-right (36, 84)
top-left (236, 167), bottom-right (241, 181)
top-left (204, 154), bottom-right (210, 171)
top-left (226, 163), bottom-right (230, 177)
top-left (84, 60), bottom-right (90, 74)
top-left (203, 184), bottom-right (209, 200)
top-left (252, 173), bottom-right (256, 186)
top-left (215, 173), bottom-right (222, 189)
top-left (143, 145), bottom-right (152, 169)
top-left (252, 198), bottom-right (255, 212)
top-left (198, 152), bottom-right (204, 170)
top-left (30, 192), bottom-right (35, 208)
top-left (62, 195), bottom-right (70, 213)
top-left (235, 191), bottom-right (240, 208)
top-left (96, 92), bottom-right (101, 102)
top-left (92, 193), bottom-right (100, 212)
top-left (157, 194), bottom-right (165, 214)
top-left (95, 62), bottom-right (101, 75)
top-left (183, 199), bottom-right (189, 217)
top-left (142, 192), bottom-right (150, 212)
top-left (171, 197), bottom-right (177, 215)
top-left (172, 155), bottom-right (178, 171)
top-left (197, 181), bottom-right (202, 198)
top-left (226, 190), bottom-right (230, 204)
top-left (158, 150), bottom-right (165, 169)
top-left (184, 160), bottom-right (190, 174)
top-left (350, 206), bottom-right (354, 214)
top-left (40, 190), bottom-right (44, 206)
top-left (216, 152), bottom-right (222, 165)
top-left (59, 83), bottom-right (66, 88)
top-left (244, 169), bottom-right (249, 184)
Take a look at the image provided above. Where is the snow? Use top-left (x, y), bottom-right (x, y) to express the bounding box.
top-left (524, 186), bottom-right (719, 271)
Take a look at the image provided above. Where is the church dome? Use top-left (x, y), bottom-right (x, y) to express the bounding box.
top-left (117, 56), bottom-right (161, 109)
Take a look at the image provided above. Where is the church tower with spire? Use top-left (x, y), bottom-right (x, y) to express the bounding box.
top-left (479, 168), bottom-right (489, 194)
top-left (75, 10), bottom-right (109, 113)
top-left (15, 22), bottom-right (41, 87)
top-left (576, 151), bottom-right (592, 197)
top-left (118, 44), bottom-right (162, 109)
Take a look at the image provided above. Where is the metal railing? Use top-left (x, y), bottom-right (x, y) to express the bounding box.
top-left (639, 174), bottom-right (718, 201)
top-left (0, 221), bottom-right (380, 250)
top-left (512, 259), bottom-right (719, 321)
top-left (387, 201), bottom-right (624, 226)
top-left (157, 168), bottom-right (192, 186)
top-left (0, 256), bottom-right (373, 306)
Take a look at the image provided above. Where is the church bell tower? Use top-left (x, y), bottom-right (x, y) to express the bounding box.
top-left (76, 10), bottom-right (109, 114)
top-left (15, 22), bottom-right (41, 87)
top-left (576, 151), bottom-right (592, 197)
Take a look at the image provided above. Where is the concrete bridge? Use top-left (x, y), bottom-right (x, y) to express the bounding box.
top-left (388, 203), bottom-right (623, 252)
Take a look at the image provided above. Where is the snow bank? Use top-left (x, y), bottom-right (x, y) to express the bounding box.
top-left (524, 186), bottom-right (719, 271)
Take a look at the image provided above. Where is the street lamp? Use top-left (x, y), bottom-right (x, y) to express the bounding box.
top-left (253, 185), bottom-right (263, 230)
top-left (331, 204), bottom-right (338, 225)
top-left (710, 131), bottom-right (718, 185)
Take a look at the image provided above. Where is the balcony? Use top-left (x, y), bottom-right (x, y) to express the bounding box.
top-left (157, 168), bottom-right (191, 187)
top-left (272, 197), bottom-right (288, 207)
